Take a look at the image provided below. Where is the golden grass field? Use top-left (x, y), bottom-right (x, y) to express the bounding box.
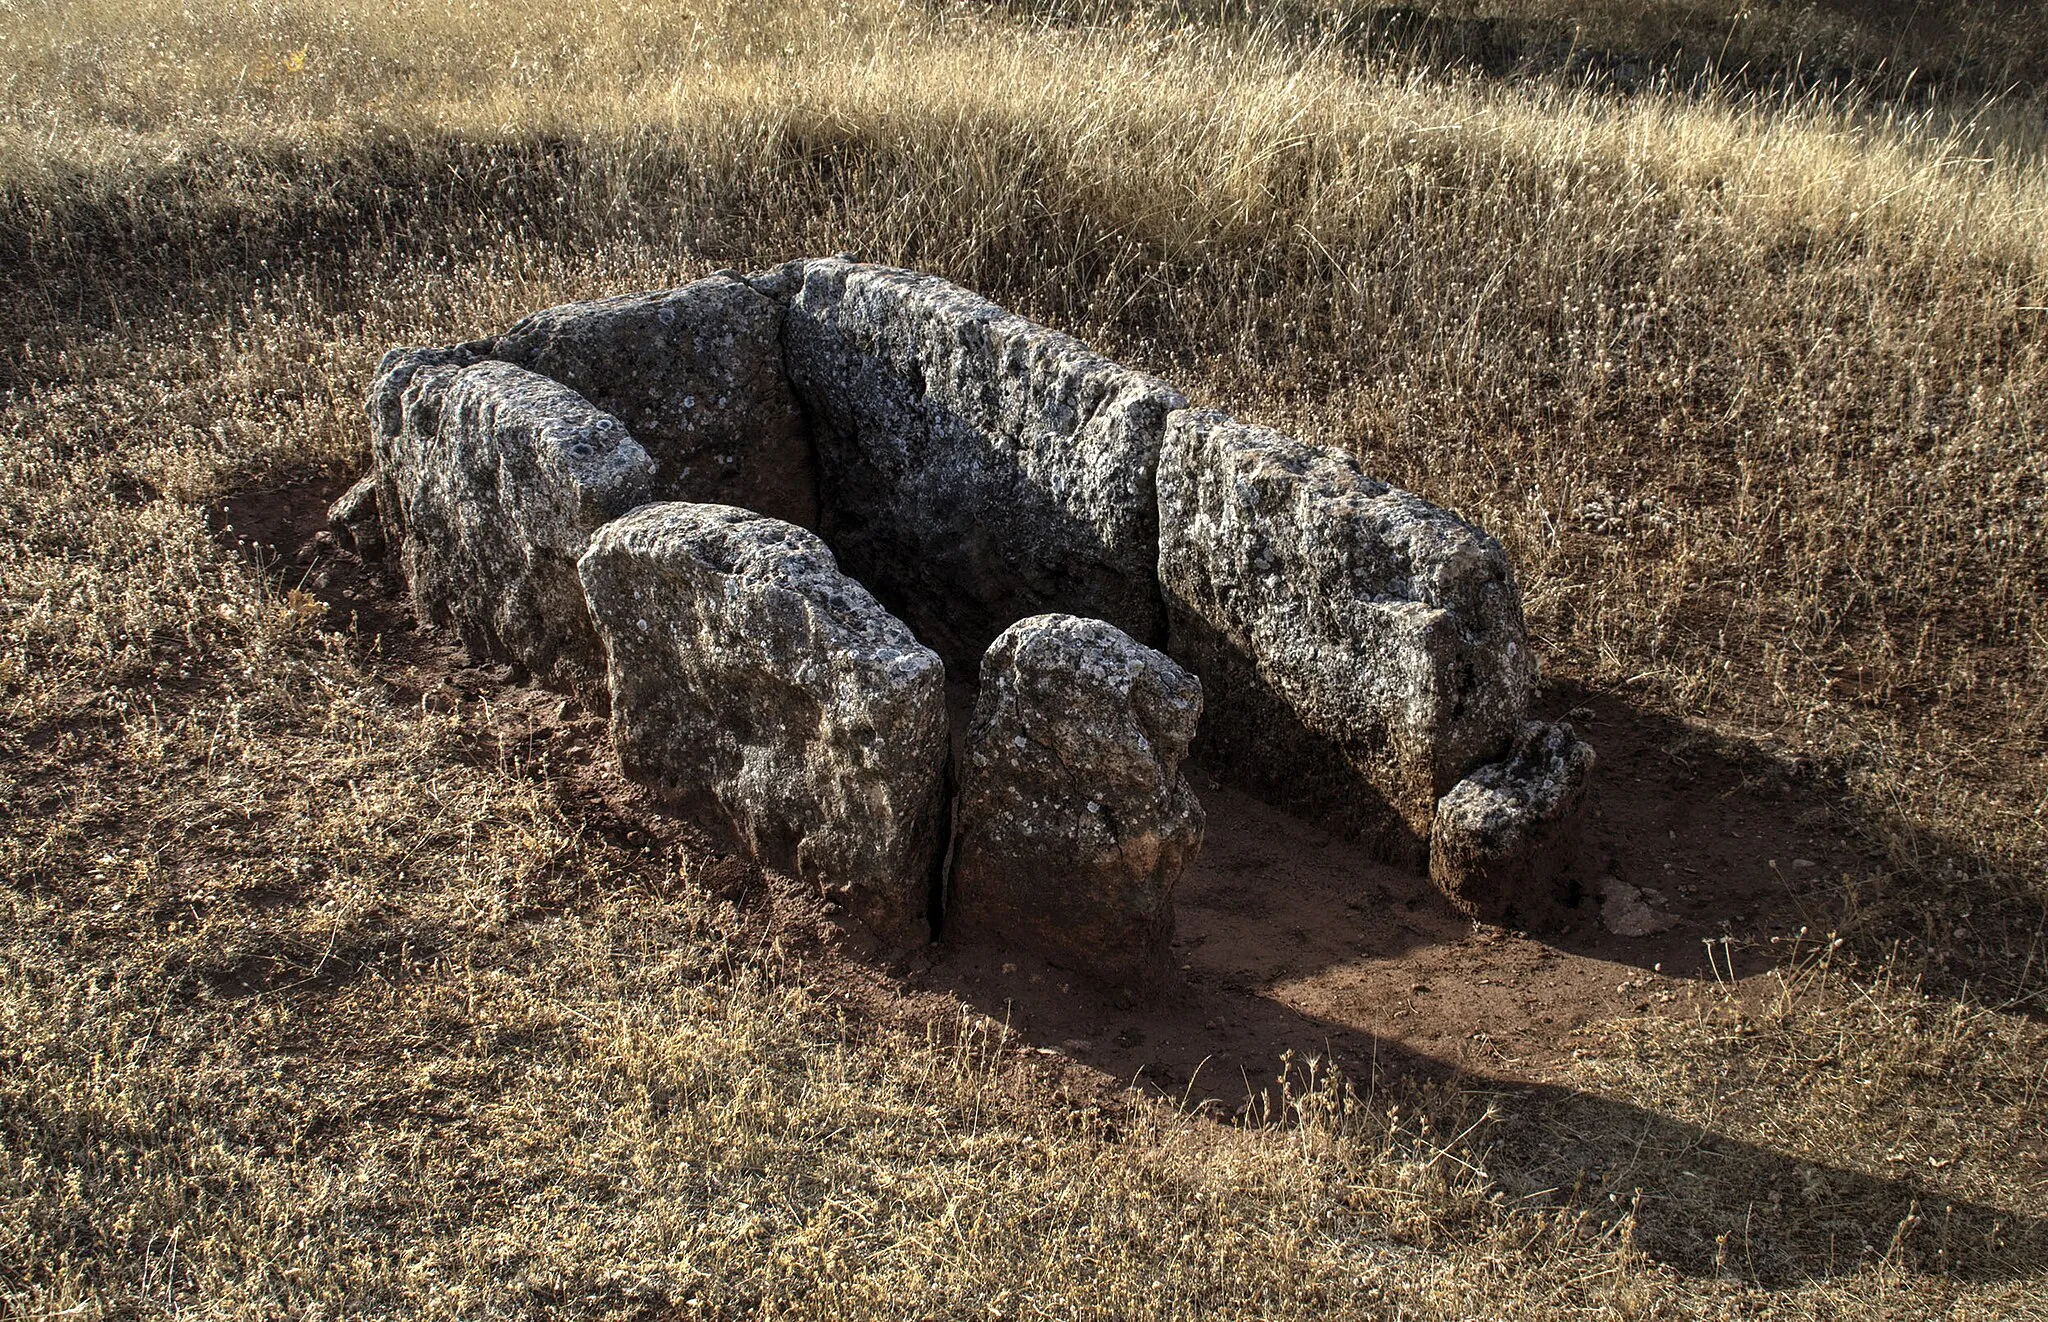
top-left (4, 0), bottom-right (2047, 1315)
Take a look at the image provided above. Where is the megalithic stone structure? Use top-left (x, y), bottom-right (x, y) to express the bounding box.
top-left (356, 257), bottom-right (1596, 960)
top-left (950, 614), bottom-right (1205, 987)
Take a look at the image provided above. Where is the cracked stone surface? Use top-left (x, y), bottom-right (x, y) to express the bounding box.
top-left (368, 354), bottom-right (654, 699)
top-left (1430, 720), bottom-right (1595, 926)
top-left (950, 614), bottom-right (1205, 986)
top-left (577, 502), bottom-right (949, 947)
top-left (492, 273), bottom-right (817, 529)
top-left (782, 258), bottom-right (1185, 671)
top-left (1157, 407), bottom-right (1535, 865)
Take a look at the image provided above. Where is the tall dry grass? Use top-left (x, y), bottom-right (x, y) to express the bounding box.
top-left (4, 0), bottom-right (2047, 1314)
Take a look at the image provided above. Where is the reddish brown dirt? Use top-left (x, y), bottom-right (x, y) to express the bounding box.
top-left (222, 475), bottom-right (1874, 1108)
top-left (933, 699), bottom-right (1866, 1108)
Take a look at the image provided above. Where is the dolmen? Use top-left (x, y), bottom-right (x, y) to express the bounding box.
top-left (338, 257), bottom-right (1594, 989)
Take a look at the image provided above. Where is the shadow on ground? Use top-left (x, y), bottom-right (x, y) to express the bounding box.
top-left (994, 0), bottom-right (2047, 110)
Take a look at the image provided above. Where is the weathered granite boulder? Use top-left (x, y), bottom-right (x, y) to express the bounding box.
top-left (364, 342), bottom-right (490, 471)
top-left (326, 474), bottom-right (383, 558)
top-left (1430, 721), bottom-right (1594, 927)
top-left (950, 614), bottom-right (1205, 986)
top-left (576, 502), bottom-right (949, 947)
top-left (492, 274), bottom-right (817, 529)
top-left (369, 355), bottom-right (654, 697)
top-left (1156, 408), bottom-right (1535, 865)
top-left (781, 259), bottom-right (1186, 671)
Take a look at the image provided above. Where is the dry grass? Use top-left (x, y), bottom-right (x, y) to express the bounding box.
top-left (4, 0), bottom-right (2047, 1315)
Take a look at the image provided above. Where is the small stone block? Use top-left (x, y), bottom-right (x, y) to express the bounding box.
top-left (1430, 721), bottom-right (1595, 928)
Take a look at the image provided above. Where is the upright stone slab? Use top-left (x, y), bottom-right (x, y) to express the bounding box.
top-left (368, 355), bottom-right (654, 698)
top-left (365, 342), bottom-right (485, 553)
top-left (1431, 721), bottom-right (1594, 928)
top-left (951, 614), bottom-right (1205, 987)
top-left (1157, 408), bottom-right (1534, 865)
top-left (492, 274), bottom-right (817, 529)
top-left (577, 503), bottom-right (949, 947)
top-left (781, 259), bottom-right (1185, 671)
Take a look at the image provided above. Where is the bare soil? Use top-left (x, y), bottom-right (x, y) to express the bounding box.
top-left (217, 474), bottom-right (1870, 1110)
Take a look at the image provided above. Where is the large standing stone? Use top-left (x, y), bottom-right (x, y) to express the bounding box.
top-left (950, 614), bottom-right (1204, 986)
top-left (492, 274), bottom-right (817, 529)
top-left (1430, 721), bottom-right (1594, 927)
top-left (368, 355), bottom-right (654, 698)
top-left (576, 503), bottom-right (949, 947)
top-left (781, 259), bottom-right (1186, 672)
top-left (1156, 408), bottom-right (1534, 865)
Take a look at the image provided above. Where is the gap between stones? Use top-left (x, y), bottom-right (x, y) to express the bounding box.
top-left (333, 256), bottom-right (1595, 994)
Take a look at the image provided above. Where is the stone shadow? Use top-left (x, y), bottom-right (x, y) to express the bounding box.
top-left (930, 912), bottom-right (2048, 1286)
top-left (1489, 1067), bottom-right (2047, 1284)
top-left (992, 0), bottom-right (2045, 110)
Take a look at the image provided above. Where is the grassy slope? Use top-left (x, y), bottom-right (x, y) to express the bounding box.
top-left (3, 0), bottom-right (2046, 1315)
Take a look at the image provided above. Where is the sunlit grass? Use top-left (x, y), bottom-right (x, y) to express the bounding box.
top-left (4, 0), bottom-right (2046, 1315)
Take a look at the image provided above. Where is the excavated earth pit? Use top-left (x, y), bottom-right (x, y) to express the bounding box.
top-left (216, 258), bottom-right (1880, 1098)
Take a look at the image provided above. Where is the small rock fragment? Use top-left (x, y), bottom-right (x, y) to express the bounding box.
top-left (370, 357), bottom-right (654, 700)
top-left (577, 502), bottom-right (949, 947)
top-left (1430, 721), bottom-right (1595, 928)
top-left (950, 614), bottom-right (1205, 987)
top-left (326, 473), bottom-right (384, 559)
top-left (1599, 876), bottom-right (1675, 937)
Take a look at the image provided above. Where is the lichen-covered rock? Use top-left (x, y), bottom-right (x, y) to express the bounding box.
top-left (326, 474), bottom-right (383, 559)
top-left (365, 343), bottom-right (485, 553)
top-left (369, 356), bottom-right (654, 697)
top-left (1156, 408), bottom-right (1535, 864)
top-left (576, 503), bottom-right (949, 947)
top-left (492, 274), bottom-right (817, 529)
top-left (950, 614), bottom-right (1204, 986)
top-left (782, 259), bottom-right (1186, 671)
top-left (1430, 721), bottom-right (1594, 927)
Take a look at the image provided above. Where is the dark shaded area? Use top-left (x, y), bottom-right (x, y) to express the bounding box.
top-left (0, 127), bottom-right (1350, 410)
top-left (1167, 609), bottom-right (1428, 866)
top-left (183, 933), bottom-right (435, 1002)
top-left (959, 957), bottom-right (2047, 1283)
top-left (1487, 1073), bottom-right (2048, 1283)
top-left (992, 0), bottom-right (2048, 109)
